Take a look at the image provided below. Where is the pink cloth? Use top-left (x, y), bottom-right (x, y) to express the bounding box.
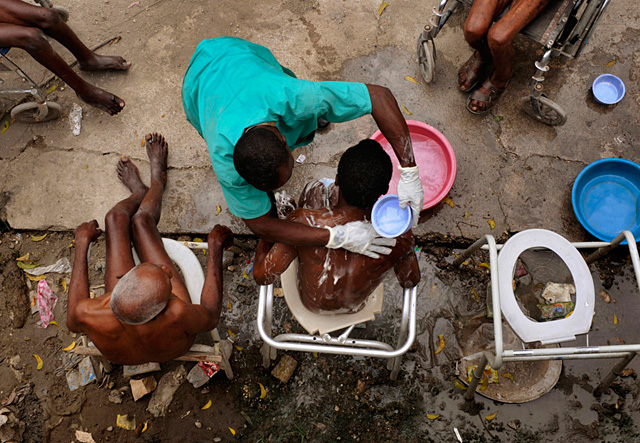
top-left (36, 280), bottom-right (58, 328)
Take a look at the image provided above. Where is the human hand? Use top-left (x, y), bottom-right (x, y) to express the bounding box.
top-left (326, 221), bottom-right (396, 259)
top-left (74, 220), bottom-right (102, 243)
top-left (208, 225), bottom-right (234, 249)
top-left (397, 165), bottom-right (423, 227)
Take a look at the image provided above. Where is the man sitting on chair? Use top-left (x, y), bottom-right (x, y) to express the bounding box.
top-left (67, 133), bottom-right (233, 365)
top-left (253, 139), bottom-right (420, 314)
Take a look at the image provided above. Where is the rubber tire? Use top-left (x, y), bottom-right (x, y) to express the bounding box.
top-left (11, 101), bottom-right (63, 123)
top-left (417, 37), bottom-right (435, 84)
top-left (54, 6), bottom-right (70, 22)
top-left (521, 95), bottom-right (567, 126)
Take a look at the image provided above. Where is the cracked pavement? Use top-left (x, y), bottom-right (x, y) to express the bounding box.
top-left (0, 0), bottom-right (638, 242)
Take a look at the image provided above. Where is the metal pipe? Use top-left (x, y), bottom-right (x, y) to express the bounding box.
top-left (594, 352), bottom-right (637, 397)
top-left (464, 354), bottom-right (488, 401)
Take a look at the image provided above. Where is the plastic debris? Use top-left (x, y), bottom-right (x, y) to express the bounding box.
top-left (454, 379), bottom-right (467, 390)
top-left (296, 154), bottom-right (306, 164)
top-left (541, 282), bottom-right (575, 303)
top-left (538, 302), bottom-right (574, 320)
top-left (24, 257), bottom-right (71, 275)
top-left (75, 430), bottom-right (96, 443)
top-left (454, 427), bottom-right (463, 442)
top-left (116, 414), bottom-right (137, 430)
top-left (36, 280), bottom-right (58, 328)
top-left (66, 357), bottom-right (97, 390)
top-left (198, 361), bottom-right (220, 378)
top-left (69, 103), bottom-right (83, 136)
top-left (187, 362), bottom-right (219, 388)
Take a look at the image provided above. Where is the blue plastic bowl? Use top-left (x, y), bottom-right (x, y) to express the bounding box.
top-left (372, 194), bottom-right (412, 238)
top-left (572, 158), bottom-right (640, 243)
top-left (592, 74), bottom-right (625, 105)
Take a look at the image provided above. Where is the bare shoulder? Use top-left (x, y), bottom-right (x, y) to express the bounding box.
top-left (286, 208), bottom-right (332, 227)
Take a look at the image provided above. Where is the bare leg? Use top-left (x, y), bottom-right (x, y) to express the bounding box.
top-left (0, 0), bottom-right (130, 71)
top-left (104, 157), bottom-right (148, 292)
top-left (0, 24), bottom-right (125, 115)
top-left (131, 133), bottom-right (191, 303)
top-left (468, 0), bottom-right (551, 112)
top-left (459, 0), bottom-right (511, 91)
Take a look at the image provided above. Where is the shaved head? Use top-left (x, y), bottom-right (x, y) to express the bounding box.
top-left (110, 263), bottom-right (172, 325)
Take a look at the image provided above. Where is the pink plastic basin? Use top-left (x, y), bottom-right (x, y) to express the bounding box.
top-left (371, 120), bottom-right (457, 210)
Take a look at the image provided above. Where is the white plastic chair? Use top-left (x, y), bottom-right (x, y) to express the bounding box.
top-left (453, 229), bottom-right (640, 400)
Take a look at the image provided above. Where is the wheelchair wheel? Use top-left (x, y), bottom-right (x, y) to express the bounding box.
top-left (11, 101), bottom-right (63, 123)
top-left (417, 37), bottom-right (435, 84)
top-left (54, 6), bottom-right (70, 22)
top-left (521, 95), bottom-right (567, 126)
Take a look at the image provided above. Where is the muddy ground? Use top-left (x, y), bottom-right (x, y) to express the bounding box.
top-left (1, 229), bottom-right (640, 443)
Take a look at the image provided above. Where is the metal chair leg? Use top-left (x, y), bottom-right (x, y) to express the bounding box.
top-left (464, 354), bottom-right (488, 401)
top-left (594, 352), bottom-right (636, 397)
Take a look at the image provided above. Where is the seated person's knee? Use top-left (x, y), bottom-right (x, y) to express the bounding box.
top-left (463, 19), bottom-right (489, 44)
top-left (487, 26), bottom-right (512, 51)
top-left (105, 208), bottom-right (130, 230)
top-left (16, 27), bottom-right (49, 51)
top-left (131, 210), bottom-right (153, 232)
top-left (35, 7), bottom-right (62, 32)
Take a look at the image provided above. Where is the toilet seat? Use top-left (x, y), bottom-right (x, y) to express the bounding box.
top-left (498, 229), bottom-right (594, 345)
top-left (132, 238), bottom-right (205, 304)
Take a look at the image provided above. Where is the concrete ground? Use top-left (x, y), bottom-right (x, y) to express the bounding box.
top-left (0, 0), bottom-right (638, 241)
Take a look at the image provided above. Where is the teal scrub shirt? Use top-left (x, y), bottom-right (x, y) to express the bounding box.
top-left (182, 37), bottom-right (372, 220)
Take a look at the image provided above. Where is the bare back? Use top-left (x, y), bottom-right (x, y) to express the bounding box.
top-left (290, 207), bottom-right (417, 314)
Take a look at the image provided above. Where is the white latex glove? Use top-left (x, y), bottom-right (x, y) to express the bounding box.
top-left (397, 165), bottom-right (424, 227)
top-left (326, 221), bottom-right (396, 259)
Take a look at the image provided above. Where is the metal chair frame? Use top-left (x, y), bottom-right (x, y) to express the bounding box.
top-left (257, 283), bottom-right (418, 380)
top-left (452, 230), bottom-right (640, 400)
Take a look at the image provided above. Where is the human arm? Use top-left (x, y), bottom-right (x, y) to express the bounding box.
top-left (245, 213), bottom-right (396, 259)
top-left (253, 238), bottom-right (298, 286)
top-left (394, 237), bottom-right (421, 289)
top-left (366, 84), bottom-right (424, 225)
top-left (67, 220), bottom-right (102, 332)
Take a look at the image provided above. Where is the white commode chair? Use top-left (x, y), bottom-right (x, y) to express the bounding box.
top-left (256, 260), bottom-right (418, 380)
top-left (453, 229), bottom-right (640, 400)
top-left (74, 239), bottom-right (233, 380)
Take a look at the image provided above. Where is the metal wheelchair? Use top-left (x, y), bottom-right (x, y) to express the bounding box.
top-left (417, 0), bottom-right (611, 126)
top-left (0, 0), bottom-right (69, 123)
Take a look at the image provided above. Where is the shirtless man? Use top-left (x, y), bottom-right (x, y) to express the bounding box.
top-left (458, 0), bottom-right (551, 114)
top-left (0, 0), bottom-right (129, 115)
top-left (253, 140), bottom-right (420, 314)
top-left (67, 133), bottom-right (233, 365)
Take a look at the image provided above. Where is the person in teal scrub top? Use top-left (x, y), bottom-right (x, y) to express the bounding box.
top-left (182, 37), bottom-right (423, 259)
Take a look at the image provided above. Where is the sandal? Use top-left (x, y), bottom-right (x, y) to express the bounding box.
top-left (457, 52), bottom-right (488, 92)
top-left (466, 77), bottom-right (510, 115)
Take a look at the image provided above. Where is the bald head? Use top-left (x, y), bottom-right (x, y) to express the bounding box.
top-left (110, 263), bottom-right (172, 325)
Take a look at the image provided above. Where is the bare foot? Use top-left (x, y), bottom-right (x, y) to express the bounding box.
top-left (145, 133), bottom-right (168, 188)
top-left (117, 156), bottom-right (148, 196)
top-left (80, 54), bottom-right (131, 72)
top-left (76, 85), bottom-right (125, 115)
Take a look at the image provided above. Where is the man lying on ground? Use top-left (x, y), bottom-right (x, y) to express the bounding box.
top-left (253, 140), bottom-right (420, 314)
top-left (0, 0), bottom-right (129, 115)
top-left (67, 133), bottom-right (233, 365)
top-left (458, 0), bottom-right (550, 114)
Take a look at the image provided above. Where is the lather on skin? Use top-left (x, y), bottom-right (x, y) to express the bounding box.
top-left (253, 140), bottom-right (420, 314)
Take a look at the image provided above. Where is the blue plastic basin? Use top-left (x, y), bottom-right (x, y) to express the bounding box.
top-left (572, 158), bottom-right (640, 243)
top-left (371, 194), bottom-right (412, 238)
top-left (592, 74), bottom-right (625, 105)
